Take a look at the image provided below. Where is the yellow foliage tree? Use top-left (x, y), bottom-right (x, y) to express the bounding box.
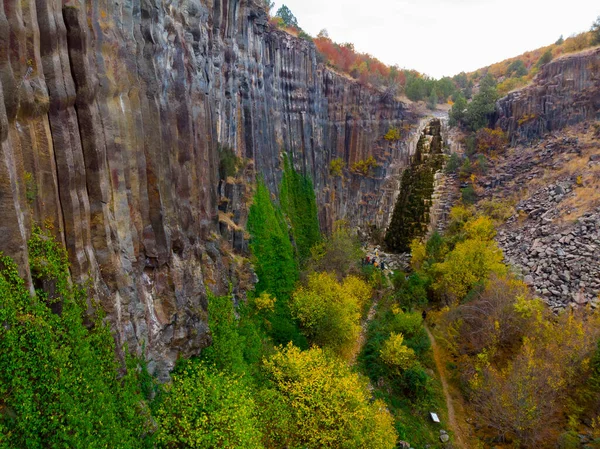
top-left (291, 272), bottom-right (371, 358)
top-left (464, 215), bottom-right (496, 241)
top-left (380, 332), bottom-right (417, 371)
top-left (264, 344), bottom-right (397, 449)
top-left (433, 238), bottom-right (506, 301)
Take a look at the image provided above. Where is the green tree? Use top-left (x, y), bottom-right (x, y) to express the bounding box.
top-left (427, 90), bottom-right (439, 110)
top-left (445, 153), bottom-right (462, 174)
top-left (405, 74), bottom-right (427, 102)
top-left (275, 5), bottom-right (298, 28)
top-left (592, 16), bottom-right (600, 45)
top-left (449, 93), bottom-right (467, 127)
top-left (507, 60), bottom-right (528, 77)
top-left (536, 49), bottom-right (553, 68)
top-left (247, 178), bottom-right (304, 347)
top-left (465, 74), bottom-right (499, 131)
top-left (279, 155), bottom-right (321, 265)
top-left (155, 361), bottom-right (263, 448)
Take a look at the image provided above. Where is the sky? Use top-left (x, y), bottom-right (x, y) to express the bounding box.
top-left (272, 0), bottom-right (600, 78)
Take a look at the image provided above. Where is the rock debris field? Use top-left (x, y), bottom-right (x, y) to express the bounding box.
top-left (498, 184), bottom-right (599, 312)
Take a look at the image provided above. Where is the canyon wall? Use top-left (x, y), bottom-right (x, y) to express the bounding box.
top-left (495, 47), bottom-right (600, 141)
top-left (0, 0), bottom-right (417, 377)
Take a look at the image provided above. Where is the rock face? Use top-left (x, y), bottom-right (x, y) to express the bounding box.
top-left (0, 0), bottom-right (417, 377)
top-left (495, 47), bottom-right (600, 141)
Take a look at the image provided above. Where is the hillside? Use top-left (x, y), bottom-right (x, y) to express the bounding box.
top-left (467, 30), bottom-right (598, 96)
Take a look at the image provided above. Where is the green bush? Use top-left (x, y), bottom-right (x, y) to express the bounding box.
top-left (154, 361), bottom-right (263, 448)
top-left (0, 229), bottom-right (152, 448)
top-left (218, 144), bottom-right (241, 179)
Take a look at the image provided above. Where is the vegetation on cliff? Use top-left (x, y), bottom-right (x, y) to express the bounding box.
top-left (385, 121), bottom-right (445, 252)
top-left (0, 229), bottom-right (153, 448)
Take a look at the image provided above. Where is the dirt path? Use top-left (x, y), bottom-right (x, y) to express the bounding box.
top-left (350, 297), bottom-right (380, 365)
top-left (425, 325), bottom-right (467, 449)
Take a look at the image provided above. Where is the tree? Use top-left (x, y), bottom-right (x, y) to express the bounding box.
top-left (279, 155), bottom-right (321, 265)
top-left (449, 93), bottom-right (467, 127)
top-left (445, 153), bottom-right (462, 174)
top-left (247, 178), bottom-right (298, 301)
top-left (317, 28), bottom-right (329, 38)
top-left (291, 272), bottom-right (371, 358)
top-left (555, 34), bottom-right (564, 45)
top-left (155, 362), bottom-right (263, 448)
top-left (433, 237), bottom-right (506, 301)
top-left (507, 59), bottom-right (528, 77)
top-left (275, 5), bottom-right (298, 28)
top-left (592, 16), bottom-right (600, 45)
top-left (307, 221), bottom-right (363, 279)
top-left (380, 333), bottom-right (417, 371)
top-left (247, 178), bottom-right (305, 347)
top-left (427, 90), bottom-right (438, 110)
top-left (263, 344), bottom-right (398, 449)
top-left (465, 74), bottom-right (499, 131)
top-left (536, 49), bottom-right (553, 68)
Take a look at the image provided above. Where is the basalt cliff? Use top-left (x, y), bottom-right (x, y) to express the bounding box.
top-left (0, 0), bottom-right (421, 377)
top-left (495, 46), bottom-right (600, 141)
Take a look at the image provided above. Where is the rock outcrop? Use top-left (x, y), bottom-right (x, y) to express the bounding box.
top-left (495, 47), bottom-right (600, 141)
top-left (0, 0), bottom-right (418, 377)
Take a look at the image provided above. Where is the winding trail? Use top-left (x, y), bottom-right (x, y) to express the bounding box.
top-left (350, 296), bottom-right (380, 365)
top-left (425, 325), bottom-right (467, 449)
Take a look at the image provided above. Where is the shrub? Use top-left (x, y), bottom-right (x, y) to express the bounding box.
top-left (384, 127), bottom-right (402, 141)
top-left (380, 333), bottom-right (417, 371)
top-left (264, 344), bottom-right (398, 449)
top-left (218, 144), bottom-right (241, 179)
top-left (461, 185), bottom-right (477, 204)
top-left (155, 362), bottom-right (263, 448)
top-left (329, 157), bottom-right (345, 177)
top-left (445, 153), bottom-right (461, 174)
top-left (351, 156), bottom-right (379, 176)
top-left (476, 127), bottom-right (507, 155)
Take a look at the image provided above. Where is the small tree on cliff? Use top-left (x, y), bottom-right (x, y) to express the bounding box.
top-left (592, 16), bottom-right (600, 45)
top-left (275, 5), bottom-right (299, 28)
top-left (465, 74), bottom-right (499, 131)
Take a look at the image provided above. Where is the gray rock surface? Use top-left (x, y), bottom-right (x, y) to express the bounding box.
top-left (495, 47), bottom-right (600, 143)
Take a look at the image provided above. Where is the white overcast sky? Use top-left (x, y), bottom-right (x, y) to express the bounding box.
top-left (272, 0), bottom-right (600, 78)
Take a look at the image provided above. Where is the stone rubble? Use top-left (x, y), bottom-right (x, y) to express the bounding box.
top-left (498, 186), bottom-right (600, 311)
